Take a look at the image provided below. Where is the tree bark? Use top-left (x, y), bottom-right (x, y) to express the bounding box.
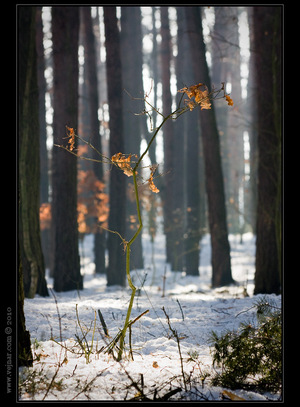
top-left (246, 7), bottom-right (258, 234)
top-left (36, 7), bottom-right (51, 269)
top-left (176, 7), bottom-right (203, 275)
top-left (173, 7), bottom-right (186, 272)
top-left (18, 253), bottom-right (33, 367)
top-left (212, 7), bottom-right (244, 235)
top-left (185, 6), bottom-right (234, 287)
top-left (253, 6), bottom-right (281, 294)
top-left (81, 7), bottom-right (106, 274)
top-left (51, 7), bottom-right (82, 292)
top-left (160, 7), bottom-right (175, 266)
top-left (121, 6), bottom-right (144, 270)
top-left (19, 6), bottom-right (48, 298)
top-left (104, 7), bottom-right (126, 286)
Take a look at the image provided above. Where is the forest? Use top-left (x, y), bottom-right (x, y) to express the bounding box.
top-left (17, 5), bottom-right (283, 401)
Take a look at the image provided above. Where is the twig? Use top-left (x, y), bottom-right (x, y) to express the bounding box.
top-left (75, 305), bottom-right (97, 363)
top-left (49, 288), bottom-right (62, 343)
top-left (162, 265), bottom-right (167, 298)
top-left (71, 367), bottom-right (110, 400)
top-left (98, 309), bottom-right (109, 336)
top-left (42, 366), bottom-right (59, 400)
top-left (176, 299), bottom-right (185, 321)
top-left (162, 307), bottom-right (187, 392)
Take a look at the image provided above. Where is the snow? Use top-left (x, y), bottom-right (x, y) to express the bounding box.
top-left (20, 233), bottom-right (281, 401)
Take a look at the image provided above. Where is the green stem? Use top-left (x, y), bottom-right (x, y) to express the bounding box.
top-left (117, 108), bottom-right (184, 361)
top-left (117, 170), bottom-right (141, 360)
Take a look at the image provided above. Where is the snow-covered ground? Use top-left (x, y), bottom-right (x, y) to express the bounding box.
top-left (20, 233), bottom-right (281, 401)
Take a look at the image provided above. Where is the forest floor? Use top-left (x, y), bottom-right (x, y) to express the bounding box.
top-left (19, 233), bottom-right (282, 401)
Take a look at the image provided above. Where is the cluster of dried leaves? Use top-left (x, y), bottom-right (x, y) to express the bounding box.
top-left (178, 83), bottom-right (212, 111)
top-left (111, 152), bottom-right (136, 177)
top-left (66, 126), bottom-right (75, 151)
top-left (111, 152), bottom-right (159, 194)
top-left (178, 82), bottom-right (233, 111)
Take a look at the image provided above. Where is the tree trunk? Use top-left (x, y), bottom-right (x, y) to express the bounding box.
top-left (81, 7), bottom-right (106, 274)
top-left (246, 7), bottom-right (258, 234)
top-left (104, 7), bottom-right (126, 286)
top-left (160, 7), bottom-right (175, 266)
top-left (253, 6), bottom-right (281, 294)
top-left (18, 6), bottom-right (48, 298)
top-left (184, 109), bottom-right (202, 275)
top-left (36, 7), bottom-right (51, 269)
top-left (36, 7), bottom-right (49, 206)
top-left (51, 7), bottom-right (82, 292)
top-left (148, 6), bottom-right (158, 166)
top-left (212, 7), bottom-right (245, 235)
top-left (185, 6), bottom-right (234, 287)
top-left (121, 6), bottom-right (144, 270)
top-left (176, 7), bottom-right (203, 275)
top-left (173, 7), bottom-right (186, 272)
top-left (18, 253), bottom-right (33, 367)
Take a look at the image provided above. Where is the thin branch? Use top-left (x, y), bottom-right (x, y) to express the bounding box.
top-left (54, 144), bottom-right (105, 164)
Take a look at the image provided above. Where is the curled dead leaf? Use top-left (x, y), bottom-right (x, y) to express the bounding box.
top-left (111, 152), bottom-right (136, 177)
top-left (66, 126), bottom-right (75, 151)
top-left (225, 94), bottom-right (234, 106)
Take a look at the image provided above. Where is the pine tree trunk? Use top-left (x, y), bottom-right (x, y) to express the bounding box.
top-left (18, 253), bottom-right (33, 367)
top-left (104, 7), bottom-right (126, 286)
top-left (212, 7), bottom-right (244, 235)
top-left (253, 7), bottom-right (281, 294)
top-left (246, 7), bottom-right (258, 234)
top-left (81, 7), bottom-right (106, 274)
top-left (160, 7), bottom-right (175, 266)
top-left (184, 110), bottom-right (202, 275)
top-left (51, 7), bottom-right (82, 292)
top-left (121, 6), bottom-right (144, 270)
top-left (19, 6), bottom-right (48, 298)
top-left (173, 7), bottom-right (186, 272)
top-left (185, 6), bottom-right (234, 287)
top-left (36, 7), bottom-right (51, 270)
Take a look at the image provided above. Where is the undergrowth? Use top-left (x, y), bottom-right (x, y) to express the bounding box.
top-left (209, 296), bottom-right (282, 393)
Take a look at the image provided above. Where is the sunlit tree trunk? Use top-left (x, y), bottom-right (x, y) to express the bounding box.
top-left (160, 6), bottom-right (175, 266)
top-left (246, 7), bottom-right (258, 234)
